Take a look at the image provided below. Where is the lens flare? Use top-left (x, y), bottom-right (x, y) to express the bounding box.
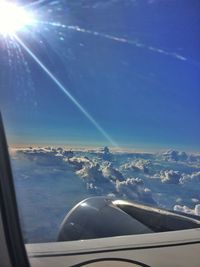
top-left (0, 1), bottom-right (117, 147)
top-left (0, 1), bottom-right (33, 36)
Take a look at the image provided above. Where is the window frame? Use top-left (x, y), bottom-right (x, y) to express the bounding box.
top-left (0, 112), bottom-right (30, 267)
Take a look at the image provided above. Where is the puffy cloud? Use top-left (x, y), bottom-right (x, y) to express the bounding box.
top-left (174, 204), bottom-right (200, 216)
top-left (77, 162), bottom-right (103, 181)
top-left (64, 156), bottom-right (91, 171)
top-left (122, 159), bottom-right (151, 174)
top-left (15, 147), bottom-right (76, 167)
top-left (116, 177), bottom-right (155, 204)
top-left (190, 171), bottom-right (200, 181)
top-left (179, 174), bottom-right (190, 184)
top-left (162, 150), bottom-right (188, 162)
top-left (74, 157), bottom-right (154, 203)
top-left (12, 145), bottom-right (200, 243)
top-left (62, 150), bottom-right (74, 158)
top-left (188, 153), bottom-right (200, 163)
top-left (76, 160), bottom-right (115, 194)
top-left (191, 198), bottom-right (199, 203)
top-left (15, 147), bottom-right (64, 166)
top-left (96, 146), bottom-right (112, 161)
top-left (13, 147), bottom-right (200, 210)
top-left (134, 160), bottom-right (152, 173)
top-left (102, 163), bottom-right (124, 181)
top-left (160, 170), bottom-right (181, 184)
top-left (162, 150), bottom-right (200, 163)
top-left (180, 171), bottom-right (200, 184)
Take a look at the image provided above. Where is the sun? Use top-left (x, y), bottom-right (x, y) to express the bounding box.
top-left (0, 0), bottom-right (33, 36)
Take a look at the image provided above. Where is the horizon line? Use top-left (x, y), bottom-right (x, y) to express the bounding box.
top-left (9, 142), bottom-right (200, 154)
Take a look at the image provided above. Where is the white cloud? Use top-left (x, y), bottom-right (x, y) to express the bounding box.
top-left (191, 171), bottom-right (200, 181)
top-left (76, 162), bottom-right (102, 181)
top-left (188, 153), bottom-right (200, 163)
top-left (15, 147), bottom-right (64, 165)
top-left (13, 146), bottom-right (200, 211)
top-left (174, 204), bottom-right (200, 216)
top-left (65, 156), bottom-right (91, 171)
top-left (191, 198), bottom-right (199, 203)
top-left (162, 150), bottom-right (188, 162)
top-left (121, 159), bottom-right (151, 174)
top-left (161, 150), bottom-right (200, 164)
top-left (180, 171), bottom-right (200, 184)
top-left (15, 147), bottom-right (76, 167)
top-left (160, 170), bottom-right (181, 184)
top-left (102, 163), bottom-right (124, 181)
top-left (116, 177), bottom-right (154, 204)
top-left (75, 160), bottom-right (116, 194)
top-left (12, 145), bottom-right (200, 243)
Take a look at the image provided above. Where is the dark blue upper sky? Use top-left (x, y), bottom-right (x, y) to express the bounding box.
top-left (0, 0), bottom-right (200, 151)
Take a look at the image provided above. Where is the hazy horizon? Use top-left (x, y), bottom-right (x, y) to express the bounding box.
top-left (8, 140), bottom-right (200, 154)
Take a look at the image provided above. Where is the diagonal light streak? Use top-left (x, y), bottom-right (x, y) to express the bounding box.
top-left (44, 22), bottom-right (189, 63)
top-left (66, 26), bottom-right (188, 62)
top-left (14, 34), bottom-right (117, 147)
top-left (34, 21), bottom-right (198, 65)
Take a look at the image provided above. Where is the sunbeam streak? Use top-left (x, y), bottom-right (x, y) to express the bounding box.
top-left (14, 34), bottom-right (117, 147)
top-left (67, 25), bottom-right (188, 62)
top-left (44, 22), bottom-right (192, 64)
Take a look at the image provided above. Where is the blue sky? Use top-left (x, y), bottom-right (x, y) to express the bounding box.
top-left (0, 0), bottom-right (200, 151)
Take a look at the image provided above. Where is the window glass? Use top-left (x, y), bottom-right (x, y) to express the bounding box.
top-left (0, 0), bottom-right (200, 244)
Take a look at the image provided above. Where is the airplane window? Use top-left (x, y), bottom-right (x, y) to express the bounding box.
top-left (0, 0), bottom-right (200, 248)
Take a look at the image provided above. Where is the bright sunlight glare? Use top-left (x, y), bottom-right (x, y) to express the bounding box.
top-left (0, 1), bottom-right (33, 36)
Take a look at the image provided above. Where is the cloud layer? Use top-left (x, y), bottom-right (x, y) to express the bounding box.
top-left (11, 146), bottom-right (200, 242)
